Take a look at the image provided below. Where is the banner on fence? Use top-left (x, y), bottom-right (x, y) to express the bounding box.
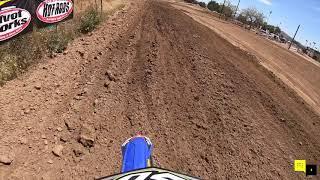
top-left (35, 0), bottom-right (74, 27)
top-left (0, 0), bottom-right (33, 42)
top-left (0, 0), bottom-right (74, 42)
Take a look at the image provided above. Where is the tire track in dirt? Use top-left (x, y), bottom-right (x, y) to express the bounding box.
top-left (0, 1), bottom-right (147, 178)
top-left (118, 1), bottom-right (320, 179)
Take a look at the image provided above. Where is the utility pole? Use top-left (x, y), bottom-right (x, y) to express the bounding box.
top-left (219, 0), bottom-right (226, 19)
top-left (288, 24), bottom-right (300, 50)
top-left (233, 0), bottom-right (240, 18)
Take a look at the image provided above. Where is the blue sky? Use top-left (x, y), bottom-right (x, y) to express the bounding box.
top-left (201, 0), bottom-right (320, 49)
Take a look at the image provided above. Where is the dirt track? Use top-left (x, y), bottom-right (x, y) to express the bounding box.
top-left (171, 2), bottom-right (320, 116)
top-left (0, 0), bottom-right (319, 179)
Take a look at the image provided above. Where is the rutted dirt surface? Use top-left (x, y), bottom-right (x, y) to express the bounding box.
top-left (171, 1), bottom-right (320, 116)
top-left (0, 0), bottom-right (319, 179)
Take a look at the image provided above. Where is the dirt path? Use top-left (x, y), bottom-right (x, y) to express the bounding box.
top-left (171, 2), bottom-right (320, 116)
top-left (0, 1), bottom-right (319, 179)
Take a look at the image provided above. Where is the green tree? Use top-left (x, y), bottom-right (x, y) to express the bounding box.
top-left (274, 26), bottom-right (281, 34)
top-left (222, 1), bottom-right (236, 18)
top-left (184, 0), bottom-right (197, 3)
top-left (237, 14), bottom-right (247, 23)
top-left (198, 2), bottom-right (206, 8)
top-left (207, 1), bottom-right (220, 12)
top-left (261, 23), bottom-right (281, 34)
top-left (261, 22), bottom-right (268, 30)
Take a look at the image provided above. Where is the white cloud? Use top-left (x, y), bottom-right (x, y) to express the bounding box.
top-left (258, 0), bottom-right (272, 6)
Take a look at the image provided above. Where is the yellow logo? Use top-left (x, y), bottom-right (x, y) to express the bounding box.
top-left (294, 160), bottom-right (306, 173)
top-left (0, 0), bottom-right (13, 7)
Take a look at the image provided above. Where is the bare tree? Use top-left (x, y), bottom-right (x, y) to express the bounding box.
top-left (223, 1), bottom-right (236, 19)
top-left (240, 7), bottom-right (264, 29)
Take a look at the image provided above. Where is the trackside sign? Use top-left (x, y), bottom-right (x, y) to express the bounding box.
top-left (0, 0), bottom-right (33, 42)
top-left (0, 0), bottom-right (74, 42)
top-left (0, 8), bottom-right (31, 41)
top-left (36, 0), bottom-right (73, 24)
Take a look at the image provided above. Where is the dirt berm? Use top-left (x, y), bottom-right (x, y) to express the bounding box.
top-left (0, 0), bottom-right (319, 179)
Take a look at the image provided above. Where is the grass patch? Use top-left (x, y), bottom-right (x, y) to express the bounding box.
top-left (79, 7), bottom-right (102, 34)
top-left (0, 54), bottom-right (18, 86)
top-left (46, 30), bottom-right (75, 54)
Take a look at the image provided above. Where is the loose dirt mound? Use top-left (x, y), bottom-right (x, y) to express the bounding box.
top-left (0, 0), bottom-right (319, 179)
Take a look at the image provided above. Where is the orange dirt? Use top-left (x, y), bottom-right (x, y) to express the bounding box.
top-left (171, 1), bottom-right (320, 116)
